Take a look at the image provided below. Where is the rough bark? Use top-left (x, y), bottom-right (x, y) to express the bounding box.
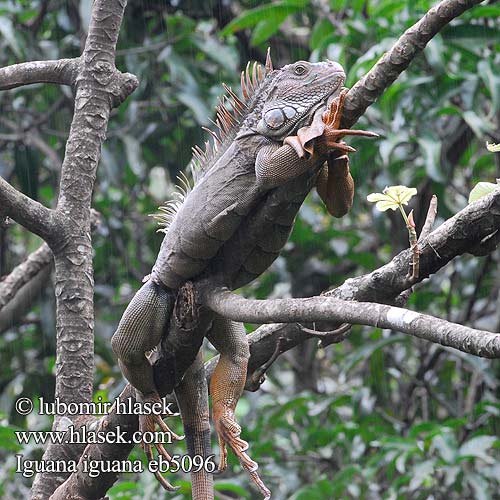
top-left (0, 58), bottom-right (79, 90)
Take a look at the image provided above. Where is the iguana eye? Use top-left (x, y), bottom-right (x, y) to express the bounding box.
top-left (294, 64), bottom-right (307, 76)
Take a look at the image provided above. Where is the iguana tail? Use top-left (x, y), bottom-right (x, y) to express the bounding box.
top-left (175, 352), bottom-right (214, 500)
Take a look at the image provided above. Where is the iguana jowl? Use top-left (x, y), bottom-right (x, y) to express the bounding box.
top-left (112, 51), bottom-right (374, 498)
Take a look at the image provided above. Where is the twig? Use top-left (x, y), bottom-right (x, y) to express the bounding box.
top-left (247, 336), bottom-right (287, 391)
top-left (0, 176), bottom-right (62, 242)
top-left (419, 195), bottom-right (438, 241)
top-left (297, 322), bottom-right (352, 347)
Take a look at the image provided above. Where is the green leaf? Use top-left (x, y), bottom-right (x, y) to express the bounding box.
top-left (458, 435), bottom-right (498, 464)
top-left (310, 19), bottom-right (335, 51)
top-left (465, 5), bottom-right (500, 19)
top-left (408, 460), bottom-right (435, 491)
top-left (220, 1), bottom-right (309, 37)
top-left (462, 110), bottom-right (496, 138)
top-left (176, 91), bottom-right (212, 127)
top-left (417, 137), bottom-right (443, 182)
top-left (107, 481), bottom-right (139, 493)
top-left (478, 61), bottom-right (500, 118)
top-left (0, 426), bottom-right (23, 451)
top-left (442, 24), bottom-right (500, 46)
top-left (343, 334), bottom-right (407, 373)
top-left (251, 16), bottom-right (288, 45)
top-left (466, 473), bottom-right (490, 500)
top-left (122, 135), bottom-right (145, 177)
top-left (431, 433), bottom-right (458, 463)
top-left (367, 186), bottom-right (417, 211)
top-left (468, 182), bottom-right (497, 204)
top-left (214, 481), bottom-right (250, 496)
top-left (289, 479), bottom-right (334, 500)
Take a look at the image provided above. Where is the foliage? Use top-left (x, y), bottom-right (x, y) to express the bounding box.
top-left (469, 181), bottom-right (498, 203)
top-left (0, 1), bottom-right (499, 499)
top-left (367, 186), bottom-right (417, 212)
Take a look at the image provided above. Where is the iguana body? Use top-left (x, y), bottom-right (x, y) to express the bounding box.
top-left (112, 53), bottom-right (372, 498)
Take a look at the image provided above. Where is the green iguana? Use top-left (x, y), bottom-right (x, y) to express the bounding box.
top-left (111, 50), bottom-right (375, 498)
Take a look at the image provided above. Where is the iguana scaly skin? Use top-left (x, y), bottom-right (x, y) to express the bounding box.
top-left (111, 52), bottom-right (375, 498)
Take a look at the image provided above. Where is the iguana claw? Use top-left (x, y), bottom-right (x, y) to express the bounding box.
top-left (322, 88), bottom-right (379, 144)
top-left (137, 392), bottom-right (184, 491)
top-left (283, 135), bottom-right (307, 158)
top-left (214, 406), bottom-right (271, 499)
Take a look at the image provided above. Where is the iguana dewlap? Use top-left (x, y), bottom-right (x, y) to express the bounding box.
top-left (112, 53), bottom-right (374, 499)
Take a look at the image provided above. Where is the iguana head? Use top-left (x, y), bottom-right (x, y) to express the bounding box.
top-left (255, 60), bottom-right (346, 139)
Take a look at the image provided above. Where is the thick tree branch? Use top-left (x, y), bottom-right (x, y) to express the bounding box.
top-left (342, 0), bottom-right (484, 127)
top-left (201, 287), bottom-right (500, 358)
top-left (0, 176), bottom-right (62, 241)
top-left (27, 0), bottom-right (137, 498)
top-left (0, 58), bottom-right (79, 90)
top-left (0, 242), bottom-right (52, 334)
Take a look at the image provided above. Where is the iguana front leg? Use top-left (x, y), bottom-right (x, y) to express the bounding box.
top-left (255, 139), bottom-right (319, 188)
top-left (111, 280), bottom-right (182, 491)
top-left (207, 315), bottom-right (271, 500)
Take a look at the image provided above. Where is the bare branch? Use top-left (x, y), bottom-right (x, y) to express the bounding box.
top-left (0, 115), bottom-right (63, 171)
top-left (0, 242), bottom-right (52, 334)
top-left (202, 286), bottom-right (500, 358)
top-left (419, 195), bottom-right (438, 241)
top-left (0, 176), bottom-right (62, 241)
top-left (342, 0), bottom-right (484, 127)
top-left (0, 58), bottom-right (79, 91)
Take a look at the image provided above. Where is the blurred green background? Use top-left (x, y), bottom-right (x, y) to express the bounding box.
top-left (0, 0), bottom-right (499, 498)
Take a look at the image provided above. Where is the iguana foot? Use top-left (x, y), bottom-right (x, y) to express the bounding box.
top-left (137, 391), bottom-right (184, 491)
top-left (214, 406), bottom-right (271, 499)
top-left (316, 151), bottom-right (355, 218)
top-left (321, 88), bottom-right (378, 144)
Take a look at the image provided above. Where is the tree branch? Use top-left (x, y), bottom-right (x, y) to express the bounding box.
top-left (202, 286), bottom-right (500, 358)
top-left (0, 58), bottom-right (79, 90)
top-left (0, 176), bottom-right (62, 241)
top-left (0, 242), bottom-right (52, 334)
